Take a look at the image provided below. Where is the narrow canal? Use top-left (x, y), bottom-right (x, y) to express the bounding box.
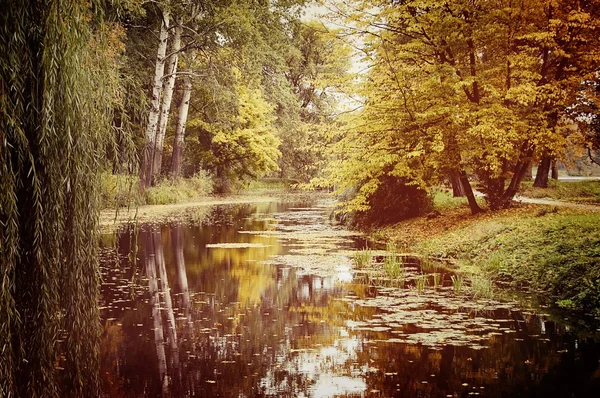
top-left (99, 198), bottom-right (600, 397)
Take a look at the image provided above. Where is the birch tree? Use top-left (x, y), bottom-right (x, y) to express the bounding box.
top-left (142, 3), bottom-right (170, 187)
top-left (152, 19), bottom-right (182, 182)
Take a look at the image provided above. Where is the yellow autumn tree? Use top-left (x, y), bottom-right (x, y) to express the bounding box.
top-left (323, 0), bottom-right (600, 214)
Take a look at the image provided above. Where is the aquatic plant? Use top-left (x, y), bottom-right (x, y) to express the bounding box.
top-left (432, 273), bottom-right (442, 289)
top-left (353, 249), bottom-right (373, 268)
top-left (384, 254), bottom-right (403, 276)
top-left (470, 275), bottom-right (494, 299)
top-left (420, 258), bottom-right (433, 272)
top-left (451, 275), bottom-right (465, 295)
top-left (386, 241), bottom-right (397, 254)
top-left (416, 274), bottom-right (428, 293)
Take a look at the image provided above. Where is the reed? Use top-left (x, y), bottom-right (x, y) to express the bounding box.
top-left (432, 273), bottom-right (442, 289)
top-left (451, 275), bottom-right (464, 295)
top-left (416, 274), bottom-right (428, 293)
top-left (353, 249), bottom-right (373, 268)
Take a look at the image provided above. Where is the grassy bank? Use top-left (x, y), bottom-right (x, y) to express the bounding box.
top-left (100, 172), bottom-right (212, 208)
top-left (518, 180), bottom-right (600, 204)
top-left (377, 191), bottom-right (600, 316)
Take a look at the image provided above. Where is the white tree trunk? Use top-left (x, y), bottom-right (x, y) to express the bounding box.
top-left (152, 20), bottom-right (182, 182)
top-left (142, 8), bottom-right (170, 188)
top-left (170, 71), bottom-right (192, 179)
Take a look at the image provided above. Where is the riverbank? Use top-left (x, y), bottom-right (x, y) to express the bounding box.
top-left (98, 190), bottom-right (327, 232)
top-left (374, 199), bottom-right (600, 316)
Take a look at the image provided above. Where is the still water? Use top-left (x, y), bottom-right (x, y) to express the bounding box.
top-left (99, 199), bottom-right (600, 397)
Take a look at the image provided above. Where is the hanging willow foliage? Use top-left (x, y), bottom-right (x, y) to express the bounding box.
top-left (0, 0), bottom-right (127, 396)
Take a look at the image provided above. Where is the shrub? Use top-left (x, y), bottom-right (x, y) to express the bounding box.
top-left (99, 172), bottom-right (143, 209)
top-left (145, 171), bottom-right (212, 205)
top-left (349, 175), bottom-right (433, 227)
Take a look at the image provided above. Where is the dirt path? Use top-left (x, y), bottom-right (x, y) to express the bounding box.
top-left (474, 189), bottom-right (600, 212)
top-left (512, 195), bottom-right (600, 211)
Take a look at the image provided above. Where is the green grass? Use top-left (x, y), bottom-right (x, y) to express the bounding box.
top-left (519, 180), bottom-right (600, 204)
top-left (431, 188), bottom-right (485, 210)
top-left (432, 273), bottom-right (442, 289)
top-left (416, 211), bottom-right (600, 315)
top-left (416, 274), bottom-right (428, 293)
top-left (144, 172), bottom-right (212, 205)
top-left (451, 275), bottom-right (465, 295)
top-left (353, 249), bottom-right (373, 269)
top-left (470, 275), bottom-right (494, 299)
top-left (383, 255), bottom-right (404, 279)
top-left (100, 172), bottom-right (144, 208)
top-left (100, 171), bottom-right (212, 208)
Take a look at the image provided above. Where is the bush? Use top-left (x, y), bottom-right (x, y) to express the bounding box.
top-left (99, 172), bottom-right (143, 209)
top-left (145, 171), bottom-right (212, 205)
top-left (100, 171), bottom-right (213, 208)
top-left (345, 175), bottom-right (433, 227)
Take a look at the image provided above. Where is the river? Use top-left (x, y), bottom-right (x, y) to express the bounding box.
top-left (98, 198), bottom-right (600, 397)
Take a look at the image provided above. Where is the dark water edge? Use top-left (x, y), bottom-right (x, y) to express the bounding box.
top-left (98, 199), bottom-right (600, 397)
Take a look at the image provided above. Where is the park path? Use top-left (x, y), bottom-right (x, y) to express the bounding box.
top-left (512, 195), bottom-right (600, 212)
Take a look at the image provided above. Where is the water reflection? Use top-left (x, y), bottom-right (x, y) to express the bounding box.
top-left (99, 201), bottom-right (600, 397)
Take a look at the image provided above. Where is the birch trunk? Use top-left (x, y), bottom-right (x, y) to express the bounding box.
top-left (152, 21), bottom-right (182, 184)
top-left (170, 73), bottom-right (192, 179)
top-left (141, 9), bottom-right (170, 188)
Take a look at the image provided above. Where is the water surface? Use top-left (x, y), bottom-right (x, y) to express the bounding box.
top-left (99, 199), bottom-right (600, 397)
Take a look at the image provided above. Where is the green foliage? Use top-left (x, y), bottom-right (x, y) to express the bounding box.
top-left (451, 275), bottom-right (465, 295)
top-left (352, 249), bottom-right (373, 269)
top-left (245, 178), bottom-right (297, 191)
top-left (418, 211), bottom-right (600, 315)
top-left (416, 274), bottom-right (428, 294)
top-left (383, 255), bottom-right (404, 279)
top-left (0, 0), bottom-right (125, 395)
top-left (470, 275), bottom-right (494, 299)
top-left (100, 173), bottom-right (144, 208)
top-left (185, 73), bottom-right (282, 193)
top-left (432, 273), bottom-right (442, 289)
top-left (144, 172), bottom-right (212, 205)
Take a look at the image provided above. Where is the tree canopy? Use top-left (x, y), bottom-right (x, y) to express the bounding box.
top-left (321, 0), bottom-right (600, 214)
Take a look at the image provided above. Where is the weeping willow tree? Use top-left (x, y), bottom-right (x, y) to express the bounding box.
top-left (0, 0), bottom-right (123, 396)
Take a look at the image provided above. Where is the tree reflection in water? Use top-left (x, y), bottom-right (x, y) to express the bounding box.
top-left (98, 202), bottom-right (600, 397)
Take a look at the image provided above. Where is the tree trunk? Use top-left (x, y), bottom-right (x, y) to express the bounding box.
top-left (494, 156), bottom-right (532, 209)
top-left (551, 160), bottom-right (559, 180)
top-left (458, 170), bottom-right (482, 215)
top-left (533, 156), bottom-right (552, 188)
top-left (523, 162), bottom-right (533, 181)
top-left (152, 21), bottom-right (182, 184)
top-left (170, 74), bottom-right (192, 179)
top-left (141, 9), bottom-right (170, 188)
top-left (449, 171), bottom-right (465, 197)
